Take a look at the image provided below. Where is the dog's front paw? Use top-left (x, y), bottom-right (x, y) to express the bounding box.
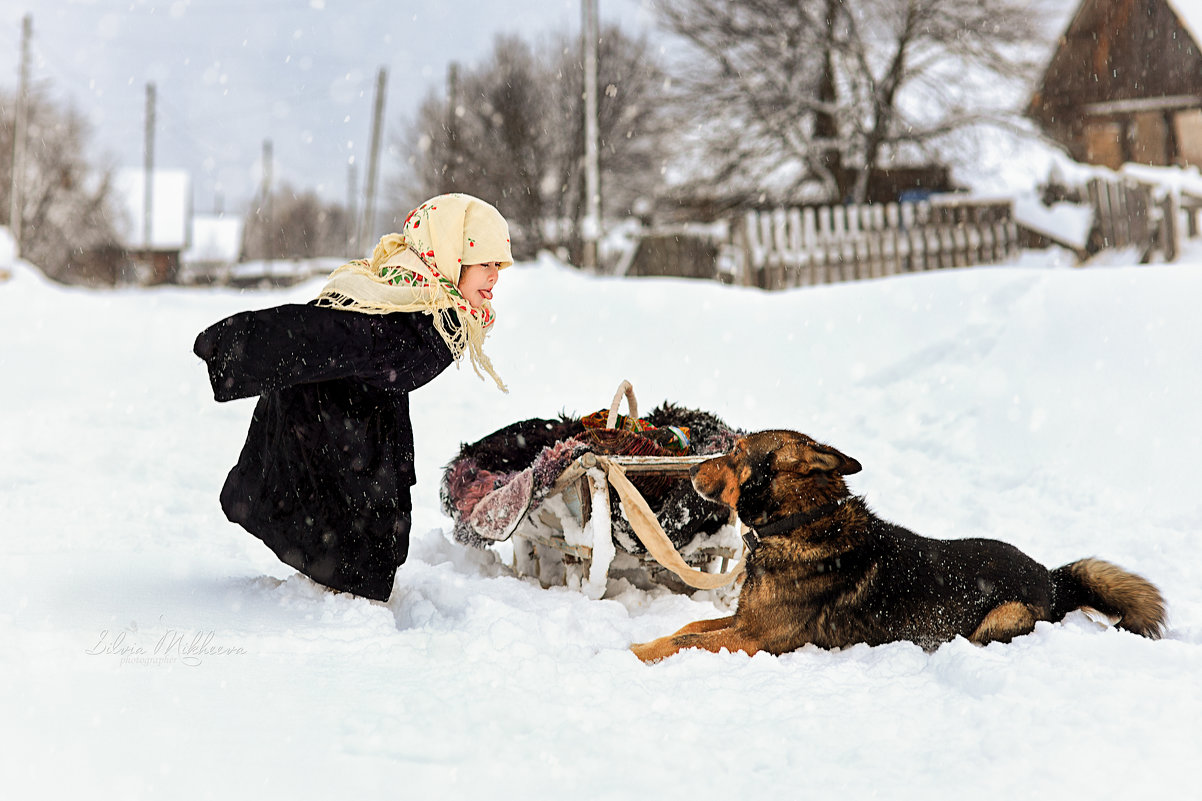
top-left (631, 636), bottom-right (687, 664)
top-left (630, 641), bottom-right (665, 664)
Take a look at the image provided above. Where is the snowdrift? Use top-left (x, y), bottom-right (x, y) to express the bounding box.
top-left (2, 248), bottom-right (1200, 799)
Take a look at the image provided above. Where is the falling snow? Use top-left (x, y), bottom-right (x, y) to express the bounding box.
top-left (3, 232), bottom-right (1200, 798)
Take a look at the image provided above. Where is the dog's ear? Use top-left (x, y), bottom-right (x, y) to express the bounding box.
top-left (810, 443), bottom-right (862, 476)
top-left (756, 430), bottom-right (862, 476)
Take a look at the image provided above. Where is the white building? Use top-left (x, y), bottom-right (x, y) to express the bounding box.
top-left (181, 213), bottom-right (244, 284)
top-left (112, 168), bottom-right (192, 283)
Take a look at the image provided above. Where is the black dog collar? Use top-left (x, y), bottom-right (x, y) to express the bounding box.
top-left (743, 498), bottom-right (847, 551)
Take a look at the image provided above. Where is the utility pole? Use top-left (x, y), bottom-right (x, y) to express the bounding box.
top-left (446, 62), bottom-right (460, 189)
top-left (143, 83), bottom-right (156, 258)
top-left (359, 67), bottom-right (387, 254)
top-left (9, 15), bottom-right (31, 257)
top-left (346, 162), bottom-right (358, 254)
top-left (261, 139), bottom-right (273, 268)
top-left (581, 0), bottom-right (602, 271)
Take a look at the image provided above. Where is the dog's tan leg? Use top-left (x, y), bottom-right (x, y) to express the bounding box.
top-left (630, 634), bottom-right (691, 663)
top-left (970, 601), bottom-right (1040, 645)
top-left (673, 615), bottom-right (736, 636)
top-left (631, 624), bottom-right (761, 663)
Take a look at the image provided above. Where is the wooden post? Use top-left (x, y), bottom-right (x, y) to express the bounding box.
top-left (1127, 183), bottom-right (1149, 254)
top-left (261, 139), bottom-right (273, 271)
top-left (919, 203), bottom-right (936, 270)
top-left (802, 207), bottom-right (818, 285)
top-left (885, 204), bottom-right (900, 275)
top-left (870, 205), bottom-right (886, 278)
top-left (817, 206), bottom-right (832, 284)
top-left (359, 67), bottom-right (387, 254)
top-left (758, 211), bottom-right (774, 288)
top-left (980, 224), bottom-right (995, 265)
top-left (445, 62), bottom-right (461, 188)
top-left (345, 163), bottom-right (358, 254)
top-left (865, 233), bottom-right (879, 279)
top-left (735, 213), bottom-right (754, 287)
top-left (1113, 181), bottom-right (1130, 247)
top-left (732, 212), bottom-right (751, 287)
top-left (144, 83), bottom-right (156, 257)
top-left (771, 207), bottom-right (787, 290)
top-left (787, 207), bottom-right (803, 287)
top-left (1088, 179), bottom-right (1107, 249)
top-left (581, 0), bottom-right (602, 270)
top-left (833, 205), bottom-right (849, 281)
top-left (1160, 191), bottom-right (1180, 262)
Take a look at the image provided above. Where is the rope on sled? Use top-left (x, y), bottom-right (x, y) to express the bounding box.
top-left (599, 456), bottom-right (746, 590)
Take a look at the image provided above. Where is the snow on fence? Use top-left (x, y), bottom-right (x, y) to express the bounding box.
top-left (1089, 169), bottom-right (1202, 263)
top-left (1087, 177), bottom-right (1159, 257)
top-left (727, 198), bottom-right (1019, 290)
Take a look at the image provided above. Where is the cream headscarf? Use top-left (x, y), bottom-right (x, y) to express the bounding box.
top-left (315, 193), bottom-right (513, 391)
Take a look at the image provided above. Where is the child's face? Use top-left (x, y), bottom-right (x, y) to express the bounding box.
top-left (457, 262), bottom-right (501, 309)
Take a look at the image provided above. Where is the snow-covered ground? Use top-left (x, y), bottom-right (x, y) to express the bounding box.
top-left (2, 243), bottom-right (1200, 799)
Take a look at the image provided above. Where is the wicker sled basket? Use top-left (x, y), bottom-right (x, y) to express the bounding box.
top-left (455, 381), bottom-right (747, 601)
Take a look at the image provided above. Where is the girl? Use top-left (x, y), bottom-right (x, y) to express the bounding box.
top-left (194, 193), bottom-right (511, 601)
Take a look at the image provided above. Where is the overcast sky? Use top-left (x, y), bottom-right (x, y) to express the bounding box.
top-left (1, 0), bottom-right (656, 217)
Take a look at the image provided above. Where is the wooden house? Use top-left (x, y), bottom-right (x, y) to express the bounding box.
top-left (1029, 0), bottom-right (1202, 169)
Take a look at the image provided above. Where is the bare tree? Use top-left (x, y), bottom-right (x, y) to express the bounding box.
top-left (0, 85), bottom-right (122, 282)
top-left (242, 184), bottom-right (351, 261)
top-left (656, 0), bottom-right (1047, 203)
top-left (394, 26), bottom-right (672, 262)
top-left (396, 35), bottom-right (551, 258)
top-left (544, 24), bottom-right (673, 260)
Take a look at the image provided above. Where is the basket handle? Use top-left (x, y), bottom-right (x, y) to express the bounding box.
top-left (606, 380), bottom-right (638, 429)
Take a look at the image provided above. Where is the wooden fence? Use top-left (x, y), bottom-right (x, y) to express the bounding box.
top-left (1085, 175), bottom-right (1196, 263)
top-left (1087, 177), bottom-right (1153, 253)
top-left (621, 177), bottom-right (1199, 286)
top-left (728, 198), bottom-right (1019, 290)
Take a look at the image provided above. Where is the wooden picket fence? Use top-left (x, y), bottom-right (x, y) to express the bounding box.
top-left (728, 198), bottom-right (1019, 289)
top-left (1086, 174), bottom-right (1199, 263)
top-left (1087, 177), bottom-right (1155, 256)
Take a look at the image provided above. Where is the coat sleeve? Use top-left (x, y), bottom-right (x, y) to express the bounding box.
top-left (194, 303), bottom-right (454, 402)
top-left (364, 308), bottom-right (458, 394)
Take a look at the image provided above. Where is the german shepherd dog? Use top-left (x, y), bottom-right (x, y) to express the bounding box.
top-left (631, 430), bottom-right (1166, 662)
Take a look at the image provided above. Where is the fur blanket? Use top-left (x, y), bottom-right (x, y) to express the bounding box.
top-left (441, 403), bottom-right (744, 551)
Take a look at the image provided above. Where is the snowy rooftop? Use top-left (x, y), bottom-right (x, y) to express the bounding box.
top-left (1044, 0), bottom-right (1202, 48)
top-left (112, 168), bottom-right (192, 251)
top-left (183, 213), bottom-right (243, 264)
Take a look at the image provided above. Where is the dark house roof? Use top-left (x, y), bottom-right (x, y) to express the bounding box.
top-left (1029, 0), bottom-right (1202, 167)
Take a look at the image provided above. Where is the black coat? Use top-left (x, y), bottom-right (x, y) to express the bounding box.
top-left (194, 303), bottom-right (454, 600)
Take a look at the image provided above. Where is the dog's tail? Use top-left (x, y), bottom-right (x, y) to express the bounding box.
top-left (1050, 557), bottom-right (1166, 639)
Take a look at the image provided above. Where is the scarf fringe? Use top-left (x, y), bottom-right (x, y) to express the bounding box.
top-left (315, 242), bottom-right (507, 392)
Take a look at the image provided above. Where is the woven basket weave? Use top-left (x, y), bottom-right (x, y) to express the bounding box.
top-left (581, 381), bottom-right (678, 500)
